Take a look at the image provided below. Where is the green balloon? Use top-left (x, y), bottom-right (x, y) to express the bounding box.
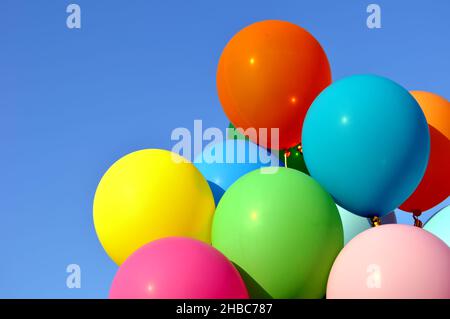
top-left (280, 144), bottom-right (309, 174)
top-left (227, 123), bottom-right (249, 140)
top-left (212, 168), bottom-right (343, 298)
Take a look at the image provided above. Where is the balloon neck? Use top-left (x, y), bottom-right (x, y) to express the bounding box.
top-left (412, 210), bottom-right (423, 228)
top-left (370, 216), bottom-right (382, 227)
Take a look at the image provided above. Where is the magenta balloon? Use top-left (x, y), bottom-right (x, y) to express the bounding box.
top-left (327, 224), bottom-right (450, 299)
top-left (109, 237), bottom-right (249, 299)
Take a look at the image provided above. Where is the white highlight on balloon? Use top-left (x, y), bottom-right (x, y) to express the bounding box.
top-left (366, 264), bottom-right (382, 288)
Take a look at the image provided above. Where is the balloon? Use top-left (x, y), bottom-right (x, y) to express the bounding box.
top-left (410, 91), bottom-right (450, 138)
top-left (400, 91), bottom-right (450, 213)
top-left (212, 168), bottom-right (343, 298)
top-left (302, 74), bottom-right (430, 218)
top-left (227, 123), bottom-right (248, 140)
top-left (327, 224), bottom-right (450, 299)
top-left (194, 140), bottom-right (280, 205)
top-left (381, 211), bottom-right (397, 225)
top-left (217, 20), bottom-right (331, 150)
top-left (424, 205), bottom-right (450, 246)
top-left (337, 206), bottom-right (396, 245)
top-left (109, 237), bottom-right (248, 299)
top-left (281, 143), bottom-right (309, 174)
top-left (93, 149), bottom-right (215, 265)
top-left (228, 123), bottom-right (309, 174)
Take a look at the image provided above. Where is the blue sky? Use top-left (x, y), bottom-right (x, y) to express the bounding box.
top-left (0, 0), bottom-right (448, 298)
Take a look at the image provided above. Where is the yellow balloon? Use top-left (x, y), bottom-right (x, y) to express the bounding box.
top-left (93, 149), bottom-right (215, 265)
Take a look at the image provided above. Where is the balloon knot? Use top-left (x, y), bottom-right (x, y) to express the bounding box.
top-left (370, 216), bottom-right (382, 227)
top-left (412, 209), bottom-right (422, 217)
top-left (413, 214), bottom-right (423, 228)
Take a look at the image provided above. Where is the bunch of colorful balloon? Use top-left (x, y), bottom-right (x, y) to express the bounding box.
top-left (94, 20), bottom-right (450, 299)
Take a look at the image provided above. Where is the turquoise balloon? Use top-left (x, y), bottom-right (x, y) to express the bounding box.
top-left (337, 206), bottom-right (397, 245)
top-left (424, 205), bottom-right (450, 246)
top-left (302, 75), bottom-right (430, 218)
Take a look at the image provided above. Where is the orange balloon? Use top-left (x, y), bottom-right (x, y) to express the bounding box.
top-left (217, 20), bottom-right (331, 150)
top-left (410, 91), bottom-right (450, 138)
top-left (400, 91), bottom-right (450, 213)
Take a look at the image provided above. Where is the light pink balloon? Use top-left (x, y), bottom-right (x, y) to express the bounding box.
top-left (109, 237), bottom-right (248, 299)
top-left (327, 224), bottom-right (450, 299)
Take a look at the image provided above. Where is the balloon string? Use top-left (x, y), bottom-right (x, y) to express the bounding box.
top-left (284, 150), bottom-right (291, 168)
top-left (412, 210), bottom-right (423, 228)
top-left (283, 150), bottom-right (289, 168)
top-left (370, 216), bottom-right (381, 227)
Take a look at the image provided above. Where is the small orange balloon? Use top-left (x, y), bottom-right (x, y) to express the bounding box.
top-left (217, 20), bottom-right (331, 150)
top-left (400, 91), bottom-right (450, 213)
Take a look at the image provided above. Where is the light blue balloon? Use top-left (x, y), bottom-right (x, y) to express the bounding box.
top-left (302, 75), bottom-right (430, 218)
top-left (337, 205), bottom-right (397, 244)
top-left (424, 205), bottom-right (450, 246)
top-left (194, 140), bottom-right (281, 204)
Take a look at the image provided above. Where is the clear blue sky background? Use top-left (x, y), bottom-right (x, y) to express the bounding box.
top-left (0, 0), bottom-right (448, 298)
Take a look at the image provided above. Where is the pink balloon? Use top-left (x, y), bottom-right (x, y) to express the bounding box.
top-left (109, 237), bottom-right (249, 299)
top-left (327, 224), bottom-right (450, 299)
